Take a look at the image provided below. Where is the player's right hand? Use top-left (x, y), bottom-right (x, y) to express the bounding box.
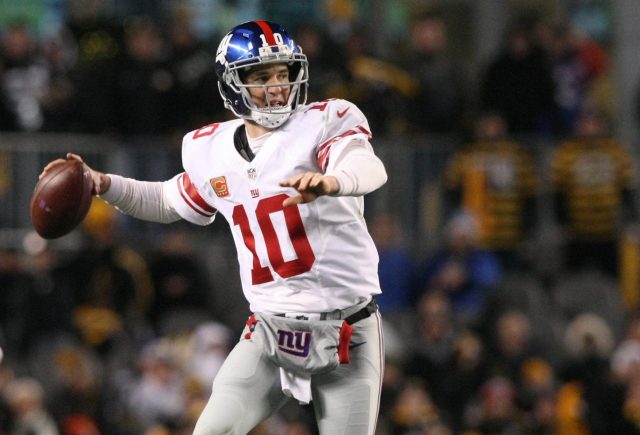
top-left (279, 172), bottom-right (340, 207)
top-left (40, 152), bottom-right (111, 195)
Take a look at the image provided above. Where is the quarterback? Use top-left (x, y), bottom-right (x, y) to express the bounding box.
top-left (41, 20), bottom-right (387, 434)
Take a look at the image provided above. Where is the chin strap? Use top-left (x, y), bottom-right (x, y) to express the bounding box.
top-left (251, 109), bottom-right (292, 128)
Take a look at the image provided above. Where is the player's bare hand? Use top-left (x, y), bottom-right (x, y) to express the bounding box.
top-left (40, 153), bottom-right (111, 195)
top-left (279, 172), bottom-right (340, 207)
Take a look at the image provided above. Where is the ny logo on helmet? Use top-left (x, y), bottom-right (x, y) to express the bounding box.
top-left (277, 329), bottom-right (311, 357)
top-left (216, 33), bottom-right (233, 65)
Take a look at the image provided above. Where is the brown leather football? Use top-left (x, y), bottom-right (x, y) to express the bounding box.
top-left (30, 159), bottom-right (94, 239)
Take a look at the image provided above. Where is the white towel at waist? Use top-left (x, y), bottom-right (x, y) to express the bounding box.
top-left (280, 368), bottom-right (312, 404)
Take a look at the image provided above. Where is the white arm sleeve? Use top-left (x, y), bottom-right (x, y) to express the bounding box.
top-left (326, 141), bottom-right (388, 196)
top-left (99, 174), bottom-right (182, 223)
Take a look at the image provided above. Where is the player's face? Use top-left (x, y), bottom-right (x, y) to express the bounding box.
top-left (243, 64), bottom-right (291, 109)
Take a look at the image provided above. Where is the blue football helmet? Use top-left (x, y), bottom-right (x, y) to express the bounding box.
top-left (215, 20), bottom-right (309, 128)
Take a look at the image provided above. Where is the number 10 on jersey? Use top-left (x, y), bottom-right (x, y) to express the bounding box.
top-left (232, 193), bottom-right (316, 285)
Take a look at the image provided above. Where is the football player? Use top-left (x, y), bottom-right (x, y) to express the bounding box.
top-left (41, 20), bottom-right (387, 434)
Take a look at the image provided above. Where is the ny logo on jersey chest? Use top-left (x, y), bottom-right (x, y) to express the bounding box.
top-left (247, 168), bottom-right (259, 198)
top-left (277, 329), bottom-right (311, 357)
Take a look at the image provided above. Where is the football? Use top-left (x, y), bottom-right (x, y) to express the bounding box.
top-left (30, 159), bottom-right (94, 239)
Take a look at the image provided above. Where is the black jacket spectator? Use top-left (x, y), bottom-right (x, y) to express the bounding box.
top-left (480, 26), bottom-right (555, 135)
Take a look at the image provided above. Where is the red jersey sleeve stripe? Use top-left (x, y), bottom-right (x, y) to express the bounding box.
top-left (316, 125), bottom-right (372, 171)
top-left (317, 125), bottom-right (371, 152)
top-left (316, 128), bottom-right (362, 170)
top-left (178, 173), bottom-right (216, 217)
top-left (356, 125), bottom-right (372, 139)
top-left (318, 147), bottom-right (332, 172)
top-left (255, 20), bottom-right (276, 45)
top-left (178, 188), bottom-right (212, 217)
top-left (182, 173), bottom-right (216, 213)
top-left (317, 129), bottom-right (355, 153)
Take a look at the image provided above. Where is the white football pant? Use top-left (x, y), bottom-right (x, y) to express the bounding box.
top-left (193, 311), bottom-right (384, 435)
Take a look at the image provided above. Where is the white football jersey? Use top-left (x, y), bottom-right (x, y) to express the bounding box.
top-left (165, 99), bottom-right (382, 313)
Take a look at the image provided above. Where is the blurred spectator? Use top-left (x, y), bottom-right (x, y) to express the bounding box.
top-left (552, 270), bottom-right (627, 343)
top-left (3, 377), bottom-right (59, 435)
top-left (0, 68), bottom-right (17, 129)
top-left (433, 331), bottom-right (488, 431)
top-left (611, 316), bottom-right (640, 385)
top-left (369, 212), bottom-right (416, 316)
top-left (185, 322), bottom-right (232, 395)
top-left (444, 112), bottom-right (538, 270)
top-left (40, 29), bottom-right (80, 132)
top-left (524, 391), bottom-right (557, 434)
top-left (148, 227), bottom-right (213, 335)
top-left (22, 242), bottom-right (78, 349)
top-left (635, 74), bottom-right (640, 136)
top-left (406, 292), bottom-right (459, 375)
top-left (65, 0), bottom-right (123, 133)
top-left (293, 22), bottom-right (343, 103)
top-left (17, 336), bottom-right (104, 433)
top-left (487, 309), bottom-right (546, 383)
top-left (328, 28), bottom-right (418, 135)
top-left (553, 380), bottom-right (590, 435)
top-left (535, 19), bottom-right (611, 136)
top-left (0, 244), bottom-right (78, 360)
top-left (559, 313), bottom-right (635, 433)
top-left (125, 338), bottom-right (187, 432)
top-left (399, 13), bottom-right (469, 134)
top-left (563, 312), bottom-right (615, 374)
top-left (110, 17), bottom-right (174, 136)
top-left (480, 23), bottom-right (556, 136)
top-left (416, 211), bottom-right (502, 327)
top-left (551, 109), bottom-right (637, 278)
top-left (0, 21), bottom-right (50, 131)
top-left (376, 357), bottom-right (405, 434)
top-left (0, 362), bottom-right (12, 433)
top-left (481, 270), bottom-right (563, 363)
top-left (66, 0), bottom-right (123, 70)
top-left (166, 10), bottom-right (223, 134)
top-left (388, 380), bottom-right (448, 434)
top-left (60, 414), bottom-right (100, 435)
top-left (69, 199), bottom-right (154, 354)
top-left (280, 420), bottom-right (315, 435)
top-left (518, 357), bottom-right (558, 433)
top-left (545, 24), bottom-right (592, 137)
top-left (463, 375), bottom-right (525, 433)
top-left (0, 248), bottom-right (36, 358)
top-left (560, 312), bottom-right (614, 435)
top-left (46, 343), bottom-right (103, 428)
top-left (252, 407), bottom-right (316, 435)
top-left (621, 377), bottom-right (640, 434)
top-left (405, 292), bottom-right (476, 426)
top-left (609, 316), bottom-right (640, 433)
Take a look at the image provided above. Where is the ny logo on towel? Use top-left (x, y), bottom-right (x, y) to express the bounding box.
top-left (277, 330), bottom-right (311, 357)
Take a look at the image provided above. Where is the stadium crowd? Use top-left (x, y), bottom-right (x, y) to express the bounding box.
top-left (3, 2), bottom-right (640, 434)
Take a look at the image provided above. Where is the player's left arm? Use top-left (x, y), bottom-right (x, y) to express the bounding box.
top-left (280, 100), bottom-right (387, 207)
